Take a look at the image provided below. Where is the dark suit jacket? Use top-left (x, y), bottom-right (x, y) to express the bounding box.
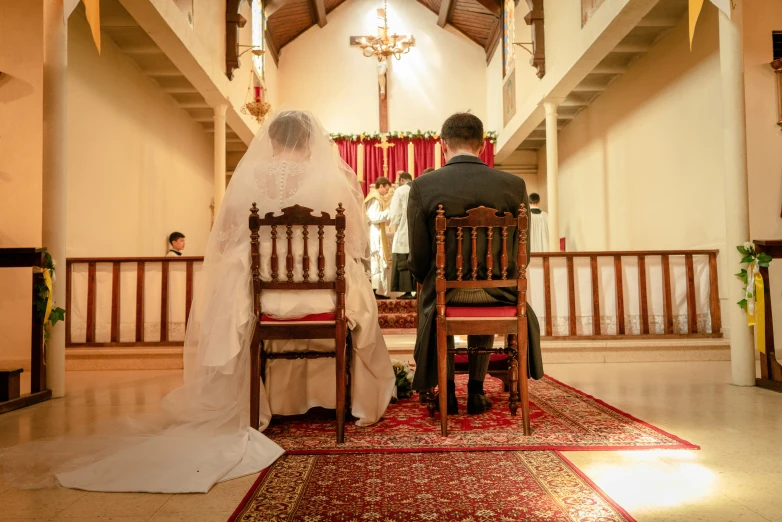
top-left (406, 154), bottom-right (544, 391)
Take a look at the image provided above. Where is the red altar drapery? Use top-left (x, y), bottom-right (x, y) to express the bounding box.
top-left (332, 137), bottom-right (496, 195)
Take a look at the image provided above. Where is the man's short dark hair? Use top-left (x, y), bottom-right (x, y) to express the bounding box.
top-left (441, 112), bottom-right (484, 151)
top-left (529, 193), bottom-right (541, 204)
top-left (375, 177), bottom-right (391, 188)
top-left (169, 232), bottom-right (185, 245)
top-left (398, 172), bottom-right (413, 183)
top-left (422, 168), bottom-right (435, 175)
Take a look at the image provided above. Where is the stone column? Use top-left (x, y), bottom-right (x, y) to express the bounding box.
top-left (42, 0), bottom-right (68, 398)
top-left (543, 100), bottom-right (561, 251)
top-left (718, 4), bottom-right (755, 386)
top-left (213, 103), bottom-right (228, 217)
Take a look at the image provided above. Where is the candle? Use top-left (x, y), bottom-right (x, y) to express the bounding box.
top-left (434, 142), bottom-right (442, 169)
top-left (254, 86), bottom-right (261, 102)
top-left (407, 141), bottom-right (415, 176)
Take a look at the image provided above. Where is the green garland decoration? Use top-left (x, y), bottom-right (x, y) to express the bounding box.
top-left (330, 130), bottom-right (498, 144)
top-left (34, 250), bottom-right (66, 348)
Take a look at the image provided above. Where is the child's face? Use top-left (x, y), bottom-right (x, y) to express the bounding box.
top-left (173, 238), bottom-right (186, 251)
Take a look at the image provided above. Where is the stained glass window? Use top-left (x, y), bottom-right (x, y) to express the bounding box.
top-left (252, 0), bottom-right (265, 78)
top-left (502, 0), bottom-right (515, 78)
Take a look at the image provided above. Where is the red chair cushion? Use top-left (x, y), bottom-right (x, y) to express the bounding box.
top-left (453, 353), bottom-right (508, 364)
top-left (445, 306), bottom-right (517, 318)
top-left (260, 312), bottom-right (336, 323)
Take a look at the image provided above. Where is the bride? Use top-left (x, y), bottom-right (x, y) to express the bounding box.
top-left (26, 111), bottom-right (393, 494)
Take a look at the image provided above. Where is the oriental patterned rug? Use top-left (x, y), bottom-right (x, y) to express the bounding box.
top-left (265, 375), bottom-right (697, 453)
top-left (229, 451), bottom-right (636, 522)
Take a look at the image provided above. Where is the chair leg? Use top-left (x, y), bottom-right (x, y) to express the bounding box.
top-left (436, 318), bottom-right (449, 437)
top-left (335, 319), bottom-right (347, 444)
top-left (250, 333), bottom-right (261, 431)
top-left (519, 335), bottom-right (531, 436)
top-left (507, 334), bottom-right (520, 417)
top-left (345, 333), bottom-right (353, 418)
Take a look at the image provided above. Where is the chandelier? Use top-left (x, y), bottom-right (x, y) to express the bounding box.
top-left (359, 0), bottom-right (413, 61)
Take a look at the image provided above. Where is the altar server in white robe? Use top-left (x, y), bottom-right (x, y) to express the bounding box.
top-left (529, 193), bottom-right (550, 253)
top-left (38, 111), bottom-right (394, 494)
top-left (364, 177), bottom-right (392, 297)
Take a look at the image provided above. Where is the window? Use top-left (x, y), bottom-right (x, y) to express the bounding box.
top-left (252, 0), bottom-right (265, 78)
top-left (773, 31), bottom-right (782, 61)
top-left (502, 0), bottom-right (515, 78)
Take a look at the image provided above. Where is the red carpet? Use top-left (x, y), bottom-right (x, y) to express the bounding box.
top-left (229, 451), bottom-right (636, 521)
top-left (265, 375), bottom-right (698, 453)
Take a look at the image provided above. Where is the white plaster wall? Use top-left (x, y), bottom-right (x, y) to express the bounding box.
top-left (556, 7), bottom-right (724, 252)
top-left (275, 0), bottom-right (488, 133)
top-left (743, 0), bottom-right (782, 241)
top-left (66, 14), bottom-right (214, 257)
top-left (0, 0), bottom-right (44, 368)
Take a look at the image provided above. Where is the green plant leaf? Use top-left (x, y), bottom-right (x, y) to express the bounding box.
top-left (741, 255), bottom-right (754, 264)
top-left (49, 307), bottom-right (66, 326)
top-left (738, 299), bottom-right (747, 309)
top-left (737, 246), bottom-right (749, 255)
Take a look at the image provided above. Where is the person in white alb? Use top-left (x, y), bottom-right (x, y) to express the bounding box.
top-left (364, 177), bottom-right (393, 298)
top-left (529, 193), bottom-right (549, 253)
top-left (388, 172), bottom-right (415, 298)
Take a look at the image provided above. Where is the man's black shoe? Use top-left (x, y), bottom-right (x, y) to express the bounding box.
top-left (467, 393), bottom-right (493, 415)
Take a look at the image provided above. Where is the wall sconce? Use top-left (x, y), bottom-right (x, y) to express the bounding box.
top-left (772, 59), bottom-right (782, 129)
top-left (238, 45), bottom-right (265, 58)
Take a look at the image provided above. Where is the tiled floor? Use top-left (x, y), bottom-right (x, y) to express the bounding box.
top-left (1, 360), bottom-right (781, 521)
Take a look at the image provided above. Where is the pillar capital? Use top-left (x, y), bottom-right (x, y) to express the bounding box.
top-left (543, 98), bottom-right (566, 115)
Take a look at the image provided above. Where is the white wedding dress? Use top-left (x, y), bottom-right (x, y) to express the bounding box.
top-left (8, 111), bottom-right (394, 494)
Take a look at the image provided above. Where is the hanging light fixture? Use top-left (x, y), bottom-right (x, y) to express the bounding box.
top-left (359, 0), bottom-right (413, 61)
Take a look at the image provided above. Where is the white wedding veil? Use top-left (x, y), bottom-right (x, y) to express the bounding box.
top-left (0, 111), bottom-right (370, 494)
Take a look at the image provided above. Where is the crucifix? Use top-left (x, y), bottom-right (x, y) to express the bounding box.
top-left (375, 134), bottom-right (395, 177)
top-left (349, 0), bottom-right (414, 133)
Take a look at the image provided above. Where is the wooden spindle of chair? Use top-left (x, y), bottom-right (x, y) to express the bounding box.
top-left (302, 225), bottom-right (310, 283)
top-left (160, 260), bottom-right (169, 342)
top-left (456, 227), bottom-right (464, 281)
top-left (318, 225), bottom-right (326, 282)
top-left (661, 254), bottom-right (673, 334)
top-left (638, 255), bottom-right (650, 335)
top-left (249, 203), bottom-right (262, 322)
top-left (685, 253), bottom-right (698, 334)
top-left (486, 226), bottom-right (494, 280)
top-left (501, 226), bottom-right (509, 280)
top-left (86, 262), bottom-right (96, 344)
top-left (614, 256), bottom-right (625, 335)
top-left (286, 225), bottom-right (294, 282)
top-left (518, 204), bottom-right (528, 311)
top-left (135, 261), bottom-right (145, 342)
top-left (271, 225), bottom-right (279, 282)
top-left (110, 261), bottom-right (121, 343)
top-left (471, 227), bottom-right (478, 280)
top-left (590, 255), bottom-right (601, 336)
top-left (708, 253), bottom-right (722, 334)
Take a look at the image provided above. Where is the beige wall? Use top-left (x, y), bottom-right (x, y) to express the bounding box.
top-left (556, 6), bottom-right (725, 252)
top-left (275, 0), bottom-right (487, 133)
top-left (743, 0), bottom-right (782, 241)
top-left (0, 1), bottom-right (44, 368)
top-left (67, 14), bottom-right (213, 257)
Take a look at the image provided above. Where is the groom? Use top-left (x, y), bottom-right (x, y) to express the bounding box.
top-left (406, 112), bottom-right (544, 414)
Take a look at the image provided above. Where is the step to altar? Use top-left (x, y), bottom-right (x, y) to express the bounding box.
top-left (64, 337), bottom-right (731, 370)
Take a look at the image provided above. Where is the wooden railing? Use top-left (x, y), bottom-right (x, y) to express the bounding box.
top-left (65, 249), bottom-right (722, 347)
top-left (530, 250), bottom-right (721, 340)
top-left (65, 257), bottom-right (203, 347)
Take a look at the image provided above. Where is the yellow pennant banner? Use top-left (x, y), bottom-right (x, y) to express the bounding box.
top-left (688, 0), bottom-right (705, 50)
top-left (747, 271), bottom-right (766, 354)
top-left (83, 0), bottom-right (102, 54)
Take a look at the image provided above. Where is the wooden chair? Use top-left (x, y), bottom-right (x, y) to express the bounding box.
top-left (431, 204), bottom-right (531, 437)
top-left (248, 203), bottom-right (352, 443)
